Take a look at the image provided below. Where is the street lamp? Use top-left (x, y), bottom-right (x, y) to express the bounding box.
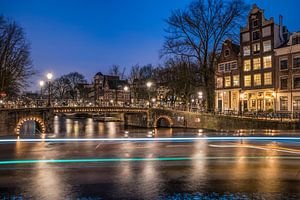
top-left (46, 72), bottom-right (53, 107)
top-left (146, 81), bottom-right (153, 108)
top-left (124, 86), bottom-right (131, 106)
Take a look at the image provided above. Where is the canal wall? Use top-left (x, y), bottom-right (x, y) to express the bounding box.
top-left (150, 109), bottom-right (300, 131)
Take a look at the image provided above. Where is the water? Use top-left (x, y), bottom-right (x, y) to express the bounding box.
top-left (1, 116), bottom-right (299, 199)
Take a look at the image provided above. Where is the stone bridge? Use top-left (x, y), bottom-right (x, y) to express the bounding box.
top-left (0, 107), bottom-right (299, 135)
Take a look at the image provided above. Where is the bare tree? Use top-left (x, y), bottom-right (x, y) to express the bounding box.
top-left (108, 64), bottom-right (126, 79)
top-left (0, 16), bottom-right (35, 97)
top-left (161, 0), bottom-right (248, 111)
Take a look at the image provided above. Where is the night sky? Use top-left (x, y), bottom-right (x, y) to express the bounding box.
top-left (1, 0), bottom-right (300, 91)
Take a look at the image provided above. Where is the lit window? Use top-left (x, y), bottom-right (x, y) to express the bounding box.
top-left (243, 46), bottom-right (250, 56)
top-left (244, 75), bottom-right (251, 87)
top-left (264, 72), bottom-right (272, 85)
top-left (280, 58), bottom-right (288, 70)
top-left (280, 96), bottom-right (288, 111)
top-left (293, 55), bottom-right (300, 68)
top-left (225, 76), bottom-right (231, 87)
top-left (254, 74), bottom-right (261, 86)
top-left (244, 60), bottom-right (251, 71)
top-left (263, 40), bottom-right (272, 52)
top-left (263, 56), bottom-right (272, 68)
top-left (233, 75), bottom-right (239, 87)
top-left (293, 96), bottom-right (300, 110)
top-left (253, 43), bottom-right (260, 54)
top-left (216, 77), bottom-right (223, 88)
top-left (253, 58), bottom-right (261, 70)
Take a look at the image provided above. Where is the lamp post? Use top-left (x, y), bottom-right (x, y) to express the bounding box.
top-left (39, 80), bottom-right (45, 107)
top-left (146, 81), bottom-right (152, 108)
top-left (240, 92), bottom-right (245, 115)
top-left (124, 85), bottom-right (131, 107)
top-left (46, 73), bottom-right (53, 107)
top-left (198, 91), bottom-right (203, 111)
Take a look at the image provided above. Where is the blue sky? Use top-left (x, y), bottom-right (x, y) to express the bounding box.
top-left (1, 0), bottom-right (300, 91)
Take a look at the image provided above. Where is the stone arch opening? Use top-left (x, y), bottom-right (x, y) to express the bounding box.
top-left (15, 116), bottom-right (46, 135)
top-left (154, 116), bottom-right (173, 128)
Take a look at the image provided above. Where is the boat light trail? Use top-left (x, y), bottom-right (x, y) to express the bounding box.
top-left (0, 137), bottom-right (300, 143)
top-left (0, 156), bottom-right (299, 165)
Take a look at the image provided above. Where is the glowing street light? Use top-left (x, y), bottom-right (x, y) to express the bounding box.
top-left (46, 72), bottom-right (53, 107)
top-left (124, 86), bottom-right (129, 92)
top-left (39, 80), bottom-right (45, 87)
top-left (146, 81), bottom-right (152, 88)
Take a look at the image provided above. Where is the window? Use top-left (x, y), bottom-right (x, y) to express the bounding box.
top-left (231, 61), bottom-right (237, 70)
top-left (293, 76), bottom-right (300, 89)
top-left (263, 40), bottom-right (272, 52)
top-left (225, 76), bottom-right (231, 87)
top-left (216, 77), bottom-right (223, 88)
top-left (280, 58), bottom-right (288, 70)
top-left (280, 96), bottom-right (288, 111)
top-left (233, 75), bottom-right (239, 87)
top-left (293, 96), bottom-right (300, 111)
top-left (262, 26), bottom-right (271, 37)
top-left (252, 30), bottom-right (260, 40)
top-left (242, 32), bottom-right (250, 42)
top-left (254, 74), bottom-right (261, 86)
top-left (253, 43), bottom-right (260, 54)
top-left (218, 64), bottom-right (224, 72)
top-left (292, 37), bottom-right (300, 45)
top-left (293, 55), bottom-right (300, 68)
top-left (253, 58), bottom-right (261, 70)
top-left (225, 63), bottom-right (230, 71)
top-left (252, 19), bottom-right (259, 28)
top-left (264, 72), bottom-right (272, 85)
top-left (263, 56), bottom-right (272, 68)
top-left (280, 77), bottom-right (288, 90)
top-left (244, 75), bottom-right (251, 87)
top-left (243, 46), bottom-right (250, 56)
top-left (244, 60), bottom-right (251, 71)
top-left (224, 49), bottom-right (230, 57)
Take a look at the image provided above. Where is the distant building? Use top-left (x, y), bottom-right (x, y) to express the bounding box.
top-left (75, 72), bottom-right (130, 106)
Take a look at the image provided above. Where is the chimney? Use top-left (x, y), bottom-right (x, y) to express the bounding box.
top-left (279, 15), bottom-right (284, 43)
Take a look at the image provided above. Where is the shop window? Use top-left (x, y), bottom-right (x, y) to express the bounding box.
top-left (293, 96), bottom-right (300, 111)
top-left (280, 96), bottom-right (288, 111)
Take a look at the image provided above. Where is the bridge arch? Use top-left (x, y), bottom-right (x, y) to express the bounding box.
top-left (154, 115), bottom-right (173, 128)
top-left (15, 116), bottom-right (46, 135)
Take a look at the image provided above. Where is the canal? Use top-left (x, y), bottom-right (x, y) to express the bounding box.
top-left (0, 116), bottom-right (299, 199)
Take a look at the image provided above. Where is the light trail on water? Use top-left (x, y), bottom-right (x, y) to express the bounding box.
top-left (0, 156), bottom-right (299, 165)
top-left (0, 137), bottom-right (300, 144)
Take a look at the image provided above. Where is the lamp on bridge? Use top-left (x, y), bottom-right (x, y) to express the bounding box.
top-left (123, 86), bottom-right (131, 106)
top-left (146, 81), bottom-right (153, 108)
top-left (46, 72), bottom-right (53, 107)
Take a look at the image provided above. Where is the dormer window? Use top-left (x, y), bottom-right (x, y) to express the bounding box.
top-left (224, 49), bottom-right (230, 57)
top-left (292, 37), bottom-right (300, 45)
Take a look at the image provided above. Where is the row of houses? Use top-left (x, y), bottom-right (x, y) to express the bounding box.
top-left (215, 4), bottom-right (300, 113)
